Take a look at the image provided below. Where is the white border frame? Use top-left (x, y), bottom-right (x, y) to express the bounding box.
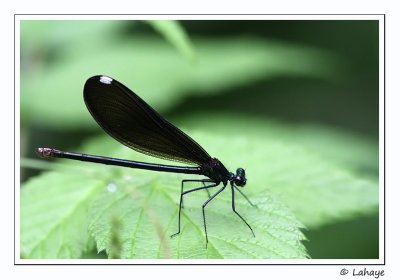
top-left (15, 14), bottom-right (385, 266)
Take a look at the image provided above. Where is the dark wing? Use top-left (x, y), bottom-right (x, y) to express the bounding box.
top-left (83, 75), bottom-right (211, 166)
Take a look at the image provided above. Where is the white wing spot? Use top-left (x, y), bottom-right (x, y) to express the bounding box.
top-left (100, 76), bottom-right (113, 85)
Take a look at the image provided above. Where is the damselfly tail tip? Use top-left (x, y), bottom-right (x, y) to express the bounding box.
top-left (36, 147), bottom-right (54, 158)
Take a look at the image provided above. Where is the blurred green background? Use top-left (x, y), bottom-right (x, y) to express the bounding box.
top-left (20, 20), bottom-right (379, 259)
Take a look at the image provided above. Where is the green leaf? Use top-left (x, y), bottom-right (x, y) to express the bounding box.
top-left (21, 36), bottom-right (345, 129)
top-left (21, 132), bottom-right (308, 259)
top-left (20, 171), bottom-right (105, 258)
top-left (21, 117), bottom-right (378, 258)
top-left (88, 178), bottom-right (306, 259)
top-left (147, 20), bottom-right (196, 61)
top-left (178, 115), bottom-right (378, 228)
top-left (83, 122), bottom-right (377, 231)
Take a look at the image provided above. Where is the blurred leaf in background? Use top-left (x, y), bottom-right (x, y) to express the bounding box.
top-left (19, 20), bottom-right (379, 259)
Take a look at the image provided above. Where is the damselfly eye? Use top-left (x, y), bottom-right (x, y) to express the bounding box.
top-left (234, 168), bottom-right (246, 186)
top-left (235, 176), bottom-right (247, 187)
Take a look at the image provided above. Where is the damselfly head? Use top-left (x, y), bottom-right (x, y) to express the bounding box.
top-left (234, 168), bottom-right (247, 187)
